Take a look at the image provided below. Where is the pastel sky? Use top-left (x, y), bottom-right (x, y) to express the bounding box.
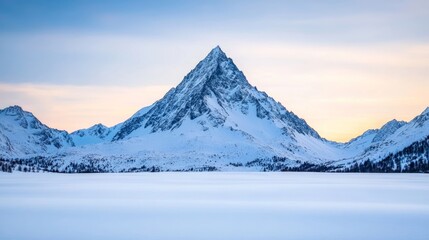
top-left (0, 0), bottom-right (428, 142)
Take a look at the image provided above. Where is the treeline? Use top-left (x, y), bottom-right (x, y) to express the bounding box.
top-left (1, 135), bottom-right (427, 173)
top-left (344, 136), bottom-right (429, 173)
top-left (247, 136), bottom-right (429, 173)
top-left (120, 165), bottom-right (161, 172)
top-left (0, 156), bottom-right (99, 173)
top-left (0, 159), bottom-right (13, 172)
top-left (343, 158), bottom-right (429, 173)
top-left (0, 157), bottom-right (42, 173)
top-left (245, 156), bottom-right (338, 172)
top-left (281, 162), bottom-right (336, 172)
top-left (245, 156), bottom-right (293, 171)
top-left (63, 162), bottom-right (108, 173)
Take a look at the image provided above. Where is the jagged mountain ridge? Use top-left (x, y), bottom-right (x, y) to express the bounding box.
top-left (1, 46), bottom-right (428, 172)
top-left (71, 123), bottom-right (117, 146)
top-left (55, 47), bottom-right (329, 170)
top-left (0, 106), bottom-right (74, 158)
top-left (112, 46), bottom-right (320, 141)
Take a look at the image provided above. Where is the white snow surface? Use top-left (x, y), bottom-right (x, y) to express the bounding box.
top-left (0, 172), bottom-right (428, 240)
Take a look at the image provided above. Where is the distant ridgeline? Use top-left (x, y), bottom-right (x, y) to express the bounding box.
top-left (1, 47), bottom-right (428, 173)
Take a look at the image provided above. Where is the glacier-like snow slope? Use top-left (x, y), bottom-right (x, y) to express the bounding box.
top-left (0, 106), bottom-right (74, 158)
top-left (1, 46), bottom-right (428, 171)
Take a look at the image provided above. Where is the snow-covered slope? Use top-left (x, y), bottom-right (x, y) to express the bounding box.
top-left (71, 124), bottom-right (112, 146)
top-left (71, 123), bottom-right (121, 146)
top-left (372, 119), bottom-right (407, 143)
top-left (0, 106), bottom-right (74, 158)
top-left (49, 46), bottom-right (333, 171)
top-left (358, 108), bottom-right (429, 160)
top-left (1, 47), bottom-right (428, 172)
top-left (69, 105), bottom-right (153, 146)
top-left (328, 108), bottom-right (429, 170)
top-left (340, 119), bottom-right (407, 159)
top-left (112, 46), bottom-right (320, 141)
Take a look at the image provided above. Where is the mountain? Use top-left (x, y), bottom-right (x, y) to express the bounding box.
top-left (112, 46), bottom-right (320, 141)
top-left (48, 46), bottom-right (333, 172)
top-left (361, 108), bottom-right (429, 159)
top-left (339, 119), bottom-right (408, 160)
top-left (71, 123), bottom-right (121, 146)
top-left (69, 105), bottom-right (153, 146)
top-left (1, 47), bottom-right (428, 172)
top-left (330, 108), bottom-right (429, 172)
top-left (0, 106), bottom-right (74, 158)
top-left (372, 119), bottom-right (407, 143)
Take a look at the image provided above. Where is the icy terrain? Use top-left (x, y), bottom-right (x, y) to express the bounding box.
top-left (1, 172), bottom-right (428, 240)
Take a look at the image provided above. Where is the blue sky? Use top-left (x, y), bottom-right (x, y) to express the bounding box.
top-left (1, 0), bottom-right (428, 85)
top-left (1, 0), bottom-right (428, 141)
top-left (1, 1), bottom-right (427, 40)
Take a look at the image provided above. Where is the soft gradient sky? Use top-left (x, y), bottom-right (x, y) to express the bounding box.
top-left (0, 0), bottom-right (428, 142)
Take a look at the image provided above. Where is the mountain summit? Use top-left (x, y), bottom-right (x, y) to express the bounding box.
top-left (0, 106), bottom-right (74, 157)
top-left (113, 46), bottom-right (320, 141)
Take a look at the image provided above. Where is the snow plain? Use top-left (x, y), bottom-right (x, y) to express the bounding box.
top-left (0, 172), bottom-right (428, 240)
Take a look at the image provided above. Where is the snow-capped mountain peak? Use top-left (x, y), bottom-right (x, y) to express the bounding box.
top-left (172, 45), bottom-right (249, 96)
top-left (0, 105), bottom-right (74, 157)
top-left (112, 46), bottom-right (319, 141)
top-left (70, 122), bottom-right (121, 146)
top-left (202, 45), bottom-right (228, 65)
top-left (73, 123), bottom-right (108, 137)
top-left (1, 105), bottom-right (43, 130)
top-left (2, 105), bottom-right (24, 114)
top-left (372, 119), bottom-right (406, 143)
top-left (410, 106), bottom-right (429, 128)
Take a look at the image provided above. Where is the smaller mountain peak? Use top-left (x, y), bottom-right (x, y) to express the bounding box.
top-left (5, 105), bottom-right (23, 111)
top-left (384, 119), bottom-right (400, 125)
top-left (89, 123), bottom-right (107, 130)
top-left (1, 105), bottom-right (25, 115)
top-left (380, 119), bottom-right (406, 130)
top-left (372, 119), bottom-right (406, 143)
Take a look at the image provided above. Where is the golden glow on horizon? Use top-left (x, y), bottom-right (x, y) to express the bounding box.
top-left (231, 42), bottom-right (429, 142)
top-left (0, 83), bottom-right (171, 132)
top-left (0, 80), bottom-right (427, 143)
top-left (0, 41), bottom-right (428, 142)
top-left (1, 1), bottom-right (428, 143)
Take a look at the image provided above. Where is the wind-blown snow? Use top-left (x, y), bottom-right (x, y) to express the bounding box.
top-left (0, 172), bottom-right (428, 240)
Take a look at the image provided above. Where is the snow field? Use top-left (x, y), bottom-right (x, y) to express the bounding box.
top-left (1, 172), bottom-right (428, 240)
